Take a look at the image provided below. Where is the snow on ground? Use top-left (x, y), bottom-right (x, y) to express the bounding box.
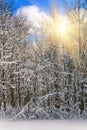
top-left (0, 120), bottom-right (87, 130)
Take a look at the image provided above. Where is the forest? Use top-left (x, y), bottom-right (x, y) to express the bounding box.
top-left (0, 0), bottom-right (87, 120)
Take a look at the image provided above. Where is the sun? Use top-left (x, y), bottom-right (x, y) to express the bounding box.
top-left (55, 16), bottom-right (68, 38)
top-left (58, 18), bottom-right (68, 35)
top-left (51, 14), bottom-right (69, 40)
top-left (50, 13), bottom-right (73, 46)
top-left (50, 14), bottom-right (75, 51)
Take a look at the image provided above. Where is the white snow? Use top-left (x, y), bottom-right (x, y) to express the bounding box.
top-left (0, 120), bottom-right (87, 130)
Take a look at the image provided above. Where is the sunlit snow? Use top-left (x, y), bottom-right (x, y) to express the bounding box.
top-left (0, 120), bottom-right (87, 130)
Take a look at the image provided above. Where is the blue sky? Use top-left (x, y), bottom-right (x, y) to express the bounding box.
top-left (7, 0), bottom-right (70, 13)
top-left (7, 0), bottom-right (87, 14)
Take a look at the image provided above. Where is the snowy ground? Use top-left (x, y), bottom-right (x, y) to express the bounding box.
top-left (0, 120), bottom-right (87, 130)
